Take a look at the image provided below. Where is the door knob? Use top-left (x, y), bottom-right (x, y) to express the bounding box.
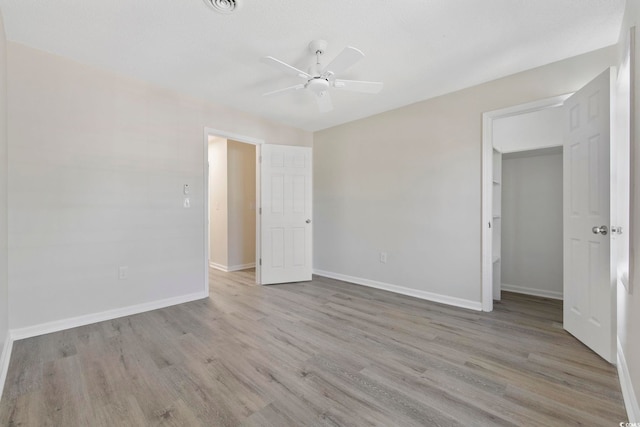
top-left (306, 219), bottom-right (311, 224)
top-left (592, 225), bottom-right (608, 235)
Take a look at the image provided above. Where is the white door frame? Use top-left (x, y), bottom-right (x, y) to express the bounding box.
top-left (481, 94), bottom-right (570, 311)
top-left (203, 127), bottom-right (264, 294)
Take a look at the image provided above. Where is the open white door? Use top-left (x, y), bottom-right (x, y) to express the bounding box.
top-left (260, 144), bottom-right (312, 284)
top-left (563, 68), bottom-right (615, 363)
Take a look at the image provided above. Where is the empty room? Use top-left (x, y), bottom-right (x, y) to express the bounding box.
top-left (0, 0), bottom-right (639, 426)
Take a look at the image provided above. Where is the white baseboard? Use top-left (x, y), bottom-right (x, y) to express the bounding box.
top-left (501, 283), bottom-right (563, 300)
top-left (0, 333), bottom-right (13, 402)
top-left (10, 290), bottom-right (208, 341)
top-left (313, 269), bottom-right (482, 311)
top-left (228, 263), bottom-right (255, 272)
top-left (618, 338), bottom-right (640, 422)
top-left (209, 262), bottom-right (228, 272)
top-left (210, 262), bottom-right (255, 272)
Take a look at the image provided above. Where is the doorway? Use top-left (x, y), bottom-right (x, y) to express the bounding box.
top-left (203, 129), bottom-right (314, 291)
top-left (490, 104), bottom-right (566, 303)
top-left (500, 147), bottom-right (564, 300)
top-left (208, 136), bottom-right (257, 273)
top-left (203, 128), bottom-right (263, 291)
top-left (482, 95), bottom-right (569, 311)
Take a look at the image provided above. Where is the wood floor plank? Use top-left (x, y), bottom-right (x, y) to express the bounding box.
top-left (0, 268), bottom-right (628, 426)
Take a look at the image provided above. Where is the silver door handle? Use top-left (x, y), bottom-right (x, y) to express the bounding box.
top-left (592, 225), bottom-right (608, 235)
top-left (306, 219), bottom-right (311, 224)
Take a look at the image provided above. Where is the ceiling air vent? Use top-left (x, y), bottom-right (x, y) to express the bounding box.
top-left (202, 0), bottom-right (242, 14)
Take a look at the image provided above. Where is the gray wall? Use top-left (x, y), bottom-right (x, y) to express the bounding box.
top-left (501, 149), bottom-right (563, 299)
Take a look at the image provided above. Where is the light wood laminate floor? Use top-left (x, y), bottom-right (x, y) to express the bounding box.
top-left (0, 269), bottom-right (628, 426)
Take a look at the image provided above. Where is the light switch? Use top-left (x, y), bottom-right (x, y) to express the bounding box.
top-left (183, 184), bottom-right (190, 195)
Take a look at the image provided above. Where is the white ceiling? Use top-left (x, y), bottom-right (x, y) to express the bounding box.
top-left (0, 0), bottom-right (626, 132)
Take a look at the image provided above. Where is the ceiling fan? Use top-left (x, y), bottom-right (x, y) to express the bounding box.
top-left (260, 40), bottom-right (384, 113)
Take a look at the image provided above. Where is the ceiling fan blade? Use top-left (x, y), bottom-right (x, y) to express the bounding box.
top-left (260, 56), bottom-right (311, 79)
top-left (333, 79), bottom-right (383, 94)
top-left (322, 46), bottom-right (364, 75)
top-left (315, 91), bottom-right (333, 113)
top-left (263, 84), bottom-right (305, 97)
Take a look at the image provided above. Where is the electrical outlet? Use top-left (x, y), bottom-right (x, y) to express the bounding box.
top-left (118, 266), bottom-right (129, 280)
top-left (380, 252), bottom-right (387, 264)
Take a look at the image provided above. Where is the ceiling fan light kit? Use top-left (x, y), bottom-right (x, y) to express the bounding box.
top-left (261, 39), bottom-right (384, 113)
top-left (306, 78), bottom-right (330, 95)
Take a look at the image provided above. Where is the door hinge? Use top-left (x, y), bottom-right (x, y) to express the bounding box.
top-left (259, 207), bottom-right (262, 214)
top-left (259, 258), bottom-right (262, 266)
top-left (489, 221), bottom-right (491, 229)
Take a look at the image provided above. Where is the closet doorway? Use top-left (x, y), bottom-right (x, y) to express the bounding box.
top-left (492, 106), bottom-right (565, 302)
top-left (482, 95), bottom-right (569, 311)
top-left (499, 146), bottom-right (563, 300)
